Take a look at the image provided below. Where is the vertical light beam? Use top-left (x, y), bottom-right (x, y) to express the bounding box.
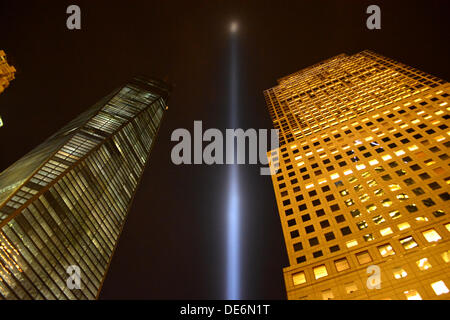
top-left (226, 20), bottom-right (240, 300)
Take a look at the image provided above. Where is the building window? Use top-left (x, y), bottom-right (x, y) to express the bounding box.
top-left (345, 282), bottom-right (358, 294)
top-left (334, 258), bottom-right (350, 272)
top-left (322, 289), bottom-right (334, 300)
top-left (357, 221), bottom-right (368, 230)
top-left (340, 226), bottom-right (352, 236)
top-left (290, 230), bottom-right (300, 239)
top-left (346, 239), bottom-right (358, 248)
top-left (393, 267), bottom-right (408, 279)
top-left (422, 229), bottom-right (442, 243)
top-left (325, 232), bottom-right (335, 241)
top-left (293, 242), bottom-right (303, 252)
top-left (313, 265), bottom-right (328, 280)
top-left (404, 290), bottom-right (422, 300)
top-left (378, 243), bottom-right (395, 257)
top-left (380, 227), bottom-right (393, 236)
top-left (431, 281), bottom-right (449, 296)
top-left (309, 237), bottom-right (319, 246)
top-left (416, 258), bottom-right (432, 271)
top-left (433, 210), bottom-right (445, 217)
top-left (400, 236), bottom-right (418, 250)
top-left (397, 222), bottom-right (411, 231)
top-left (320, 220), bottom-right (330, 228)
top-left (292, 271), bottom-right (306, 286)
top-left (313, 250), bottom-right (323, 258)
top-left (356, 250), bottom-right (372, 265)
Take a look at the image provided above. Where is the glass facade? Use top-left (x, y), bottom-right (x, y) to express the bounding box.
top-left (0, 77), bottom-right (170, 299)
top-left (266, 51), bottom-right (450, 300)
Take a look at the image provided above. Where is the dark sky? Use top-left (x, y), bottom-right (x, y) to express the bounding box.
top-left (0, 0), bottom-right (449, 299)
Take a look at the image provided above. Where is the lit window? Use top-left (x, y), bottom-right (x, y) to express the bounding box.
top-left (389, 184), bottom-right (401, 191)
top-left (366, 204), bottom-right (377, 213)
top-left (389, 210), bottom-right (401, 219)
top-left (334, 258), bottom-right (350, 272)
top-left (422, 229), bottom-right (442, 243)
top-left (292, 271), bottom-right (306, 285)
top-left (372, 215), bottom-right (385, 224)
top-left (359, 193), bottom-right (370, 202)
top-left (374, 188), bottom-right (384, 196)
top-left (369, 159), bottom-right (379, 166)
top-left (395, 150), bottom-right (405, 156)
top-left (354, 184), bottom-right (363, 191)
top-left (340, 189), bottom-right (349, 196)
top-left (355, 164), bottom-right (366, 170)
top-left (442, 250), bottom-right (450, 263)
top-left (382, 154), bottom-right (392, 161)
top-left (345, 282), bottom-right (358, 294)
top-left (381, 199), bottom-right (392, 207)
top-left (363, 233), bottom-right (374, 242)
top-left (344, 169), bottom-right (353, 176)
top-left (431, 281), bottom-right (449, 295)
top-left (330, 173), bottom-right (340, 180)
top-left (404, 290), bottom-right (422, 300)
top-left (357, 221), bottom-right (368, 230)
top-left (398, 222), bottom-right (410, 231)
top-left (445, 223), bottom-right (450, 232)
top-left (415, 216), bottom-right (429, 222)
top-left (393, 267), bottom-right (408, 279)
top-left (367, 180), bottom-right (377, 187)
top-left (416, 258), bottom-right (432, 271)
top-left (361, 172), bottom-right (371, 178)
top-left (380, 227), bottom-right (393, 236)
top-left (397, 193), bottom-right (409, 201)
top-left (346, 239), bottom-right (358, 248)
top-left (408, 145), bottom-right (419, 151)
top-left (313, 265), bottom-right (328, 279)
top-left (356, 250), bottom-right (372, 265)
top-left (345, 199), bottom-right (355, 207)
top-left (400, 236), bottom-right (418, 250)
top-left (378, 244), bottom-right (395, 257)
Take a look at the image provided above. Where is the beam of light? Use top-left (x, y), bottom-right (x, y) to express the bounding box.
top-left (226, 20), bottom-right (240, 300)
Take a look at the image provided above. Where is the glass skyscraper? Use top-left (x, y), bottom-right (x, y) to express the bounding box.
top-left (0, 77), bottom-right (170, 299)
top-left (265, 51), bottom-right (450, 299)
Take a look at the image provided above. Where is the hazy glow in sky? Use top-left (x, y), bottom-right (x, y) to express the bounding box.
top-left (230, 21), bottom-right (238, 33)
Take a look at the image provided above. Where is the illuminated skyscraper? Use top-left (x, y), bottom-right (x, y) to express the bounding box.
top-left (0, 50), bottom-right (15, 95)
top-left (0, 50), bottom-right (16, 128)
top-left (0, 77), bottom-right (170, 299)
top-left (265, 50), bottom-right (450, 300)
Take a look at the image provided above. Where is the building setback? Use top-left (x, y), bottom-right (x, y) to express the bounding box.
top-left (265, 50), bottom-right (450, 300)
top-left (0, 77), bottom-right (170, 299)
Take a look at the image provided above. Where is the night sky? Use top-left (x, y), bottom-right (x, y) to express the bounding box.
top-left (0, 0), bottom-right (449, 299)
